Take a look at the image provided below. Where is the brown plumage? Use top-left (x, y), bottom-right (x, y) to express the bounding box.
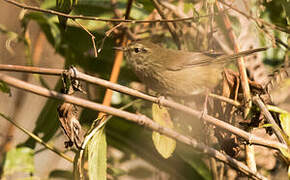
top-left (123, 40), bottom-right (267, 96)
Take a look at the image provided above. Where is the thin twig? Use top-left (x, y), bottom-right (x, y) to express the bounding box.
top-left (209, 93), bottom-right (241, 107)
top-left (216, 1), bottom-right (252, 118)
top-left (253, 95), bottom-right (286, 144)
top-left (0, 72), bottom-right (267, 180)
top-left (219, 0), bottom-right (277, 46)
top-left (98, 23), bottom-right (125, 54)
top-left (0, 113), bottom-right (73, 162)
top-left (73, 20), bottom-right (98, 57)
top-left (79, 2), bottom-right (133, 177)
top-left (0, 64), bottom-right (286, 151)
top-left (3, 0), bottom-right (205, 24)
top-left (96, 0), bottom-right (132, 119)
top-left (215, 1), bottom-right (256, 171)
top-left (219, 0), bottom-right (290, 34)
top-left (151, 0), bottom-right (181, 49)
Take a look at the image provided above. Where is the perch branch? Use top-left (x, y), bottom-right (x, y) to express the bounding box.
top-left (0, 72), bottom-right (267, 180)
top-left (0, 64), bottom-right (286, 151)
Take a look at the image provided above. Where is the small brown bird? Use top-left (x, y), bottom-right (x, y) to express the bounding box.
top-left (120, 40), bottom-right (267, 97)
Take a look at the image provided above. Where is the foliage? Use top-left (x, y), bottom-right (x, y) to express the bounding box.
top-left (0, 0), bottom-right (289, 179)
top-left (2, 147), bottom-right (34, 178)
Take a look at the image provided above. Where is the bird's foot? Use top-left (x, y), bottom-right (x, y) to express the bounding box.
top-left (156, 96), bottom-right (165, 108)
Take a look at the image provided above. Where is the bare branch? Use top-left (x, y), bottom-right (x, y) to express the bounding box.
top-left (219, 0), bottom-right (290, 34)
top-left (0, 113), bottom-right (73, 162)
top-left (215, 1), bottom-right (256, 170)
top-left (3, 0), bottom-right (205, 24)
top-left (73, 20), bottom-right (98, 57)
top-left (0, 72), bottom-right (268, 180)
top-left (253, 95), bottom-right (286, 144)
top-left (0, 64), bottom-right (286, 151)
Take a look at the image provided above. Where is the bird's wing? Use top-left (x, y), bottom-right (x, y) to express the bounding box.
top-left (165, 51), bottom-right (218, 71)
top-left (165, 47), bottom-right (267, 71)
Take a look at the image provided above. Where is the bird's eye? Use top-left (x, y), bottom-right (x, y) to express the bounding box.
top-left (133, 47), bottom-right (148, 53)
top-left (134, 48), bottom-right (141, 53)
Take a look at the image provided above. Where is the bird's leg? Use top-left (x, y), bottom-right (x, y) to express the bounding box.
top-left (156, 95), bottom-right (166, 108)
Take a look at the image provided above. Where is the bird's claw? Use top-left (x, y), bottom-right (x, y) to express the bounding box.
top-left (156, 96), bottom-right (165, 108)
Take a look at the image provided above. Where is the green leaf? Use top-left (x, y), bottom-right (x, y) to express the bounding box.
top-left (280, 112), bottom-right (290, 138)
top-left (275, 110), bottom-right (290, 164)
top-left (22, 12), bottom-right (62, 49)
top-left (261, 123), bottom-right (273, 128)
top-left (0, 81), bottom-right (11, 95)
top-left (152, 103), bottom-right (176, 159)
top-left (267, 105), bottom-right (288, 114)
top-left (3, 147), bottom-right (34, 176)
top-left (267, 106), bottom-right (290, 145)
top-left (131, 0), bottom-right (155, 15)
top-left (263, 0), bottom-right (289, 28)
top-left (87, 126), bottom-right (107, 180)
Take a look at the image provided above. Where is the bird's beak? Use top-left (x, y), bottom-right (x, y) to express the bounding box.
top-left (113, 46), bottom-right (126, 51)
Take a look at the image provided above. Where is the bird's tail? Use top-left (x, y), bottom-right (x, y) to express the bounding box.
top-left (215, 47), bottom-right (268, 63)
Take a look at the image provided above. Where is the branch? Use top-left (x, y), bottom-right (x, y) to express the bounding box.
top-left (0, 72), bottom-right (267, 180)
top-left (215, 1), bottom-right (256, 171)
top-left (151, 0), bottom-right (181, 49)
top-left (219, 0), bottom-right (290, 34)
top-left (216, 1), bottom-right (252, 118)
top-left (73, 20), bottom-right (98, 57)
top-left (0, 64), bottom-right (286, 151)
top-left (97, 0), bottom-right (132, 119)
top-left (253, 95), bottom-right (286, 144)
top-left (3, 0), bottom-right (205, 24)
top-left (0, 113), bottom-right (73, 162)
top-left (209, 93), bottom-right (241, 107)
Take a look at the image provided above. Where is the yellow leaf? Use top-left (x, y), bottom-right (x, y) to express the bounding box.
top-left (152, 103), bottom-right (176, 158)
top-left (280, 113), bottom-right (290, 137)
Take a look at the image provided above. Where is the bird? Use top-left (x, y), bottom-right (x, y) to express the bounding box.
top-left (121, 40), bottom-right (267, 97)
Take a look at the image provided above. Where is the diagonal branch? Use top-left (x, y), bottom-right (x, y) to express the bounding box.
top-left (0, 64), bottom-right (286, 151)
top-left (253, 95), bottom-right (286, 144)
top-left (0, 113), bottom-right (73, 162)
top-left (151, 0), bottom-right (181, 49)
top-left (0, 72), bottom-right (267, 180)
